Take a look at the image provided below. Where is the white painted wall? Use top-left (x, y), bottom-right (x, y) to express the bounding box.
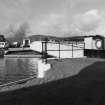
top-left (30, 41), bottom-right (42, 52)
top-left (30, 41), bottom-right (84, 58)
top-left (84, 37), bottom-right (93, 49)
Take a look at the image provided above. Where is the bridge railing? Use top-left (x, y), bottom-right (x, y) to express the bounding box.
top-left (41, 41), bottom-right (85, 63)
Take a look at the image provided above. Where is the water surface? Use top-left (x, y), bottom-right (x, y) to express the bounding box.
top-left (0, 57), bottom-right (39, 84)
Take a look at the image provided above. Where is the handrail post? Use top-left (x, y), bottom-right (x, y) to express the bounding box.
top-left (41, 41), bottom-right (47, 64)
top-left (45, 41), bottom-right (47, 64)
top-left (42, 42), bottom-right (44, 62)
top-left (59, 41), bottom-right (60, 59)
top-left (72, 42), bottom-right (73, 58)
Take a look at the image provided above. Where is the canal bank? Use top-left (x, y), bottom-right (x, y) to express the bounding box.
top-left (0, 58), bottom-right (105, 105)
top-left (0, 57), bottom-right (104, 92)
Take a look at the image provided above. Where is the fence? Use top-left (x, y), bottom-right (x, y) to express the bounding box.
top-left (42, 41), bottom-right (85, 63)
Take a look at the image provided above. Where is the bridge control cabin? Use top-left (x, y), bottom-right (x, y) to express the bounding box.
top-left (84, 35), bottom-right (105, 58)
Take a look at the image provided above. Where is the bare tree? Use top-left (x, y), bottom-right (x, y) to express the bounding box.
top-left (14, 22), bottom-right (31, 42)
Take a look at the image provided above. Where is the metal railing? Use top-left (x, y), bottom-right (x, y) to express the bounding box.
top-left (42, 41), bottom-right (85, 63)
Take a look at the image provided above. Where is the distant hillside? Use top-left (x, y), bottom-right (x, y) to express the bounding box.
top-left (28, 35), bottom-right (85, 42)
top-left (28, 35), bottom-right (59, 42)
top-left (6, 34), bottom-right (86, 43)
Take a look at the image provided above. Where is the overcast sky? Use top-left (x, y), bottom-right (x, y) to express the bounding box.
top-left (0, 0), bottom-right (105, 37)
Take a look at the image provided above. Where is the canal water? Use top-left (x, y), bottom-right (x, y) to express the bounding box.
top-left (0, 57), bottom-right (39, 84)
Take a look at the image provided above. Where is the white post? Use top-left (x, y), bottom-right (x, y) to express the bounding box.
top-left (37, 60), bottom-right (51, 78)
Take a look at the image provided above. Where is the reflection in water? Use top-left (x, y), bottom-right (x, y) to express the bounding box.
top-left (0, 58), bottom-right (39, 84)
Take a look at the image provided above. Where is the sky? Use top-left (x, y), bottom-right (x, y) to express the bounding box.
top-left (0, 0), bottom-right (105, 37)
